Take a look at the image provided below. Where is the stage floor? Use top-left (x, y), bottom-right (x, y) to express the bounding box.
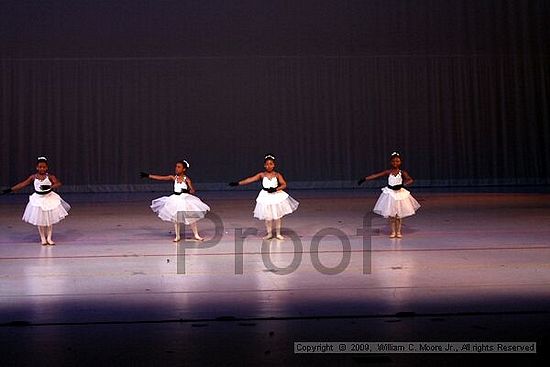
top-left (1, 190), bottom-right (549, 366)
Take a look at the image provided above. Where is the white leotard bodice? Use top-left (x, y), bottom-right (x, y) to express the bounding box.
top-left (262, 176), bottom-right (278, 189)
top-left (34, 175), bottom-right (52, 193)
top-left (388, 171), bottom-right (403, 186)
top-left (174, 176), bottom-right (188, 192)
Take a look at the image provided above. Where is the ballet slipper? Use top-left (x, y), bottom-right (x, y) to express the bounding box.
top-left (263, 220), bottom-right (273, 240)
top-left (173, 223), bottom-right (182, 242)
top-left (190, 223), bottom-right (204, 242)
top-left (396, 218), bottom-right (403, 238)
top-left (389, 218), bottom-right (397, 238)
top-left (46, 226), bottom-right (53, 243)
top-left (38, 226), bottom-right (48, 245)
top-left (274, 219), bottom-right (284, 240)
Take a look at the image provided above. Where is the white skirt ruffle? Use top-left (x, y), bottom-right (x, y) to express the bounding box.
top-left (253, 190), bottom-right (299, 220)
top-left (373, 187), bottom-right (420, 218)
top-left (22, 192), bottom-right (71, 226)
top-left (151, 194), bottom-right (210, 224)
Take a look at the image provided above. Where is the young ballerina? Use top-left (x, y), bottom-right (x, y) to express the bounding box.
top-left (358, 152), bottom-right (420, 238)
top-left (229, 154), bottom-right (299, 240)
top-left (140, 159), bottom-right (209, 242)
top-left (1, 157), bottom-right (71, 245)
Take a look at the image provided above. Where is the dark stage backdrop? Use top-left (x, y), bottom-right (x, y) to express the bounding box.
top-left (1, 0), bottom-right (549, 191)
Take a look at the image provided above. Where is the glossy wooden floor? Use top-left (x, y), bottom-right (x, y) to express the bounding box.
top-left (1, 190), bottom-right (549, 366)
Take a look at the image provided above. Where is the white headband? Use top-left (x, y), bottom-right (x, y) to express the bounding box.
top-left (391, 152), bottom-right (400, 157)
top-left (264, 154), bottom-right (276, 160)
top-left (37, 156), bottom-right (48, 161)
top-left (183, 160), bottom-right (190, 168)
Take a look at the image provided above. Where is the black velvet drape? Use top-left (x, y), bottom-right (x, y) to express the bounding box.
top-left (1, 0), bottom-right (549, 190)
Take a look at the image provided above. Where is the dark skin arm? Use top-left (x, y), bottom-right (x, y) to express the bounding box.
top-left (9, 175), bottom-right (34, 192)
top-left (232, 172), bottom-right (286, 191)
top-left (362, 169), bottom-right (391, 181)
top-left (235, 172), bottom-right (263, 186)
top-left (185, 176), bottom-right (196, 194)
top-left (48, 175), bottom-right (62, 190)
top-left (146, 174), bottom-right (175, 181)
top-left (275, 172), bottom-right (287, 191)
top-left (359, 169), bottom-right (413, 186)
top-left (146, 174), bottom-right (194, 193)
top-left (401, 170), bottom-right (414, 186)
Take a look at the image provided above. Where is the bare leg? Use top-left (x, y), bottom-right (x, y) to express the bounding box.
top-left (38, 226), bottom-right (47, 245)
top-left (263, 220), bottom-right (273, 240)
top-left (46, 225), bottom-right (55, 245)
top-left (395, 216), bottom-right (402, 238)
top-left (389, 217), bottom-right (396, 238)
top-left (190, 222), bottom-right (204, 241)
top-left (173, 223), bottom-right (181, 242)
top-left (274, 218), bottom-right (284, 240)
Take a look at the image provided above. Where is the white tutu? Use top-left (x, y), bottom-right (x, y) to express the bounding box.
top-left (253, 190), bottom-right (299, 220)
top-left (22, 192), bottom-right (71, 226)
top-left (373, 187), bottom-right (420, 218)
top-left (151, 193), bottom-right (210, 224)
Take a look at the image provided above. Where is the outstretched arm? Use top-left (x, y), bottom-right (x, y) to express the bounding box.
top-left (232, 173), bottom-right (263, 186)
top-left (9, 175), bottom-right (34, 192)
top-left (358, 170), bottom-right (390, 184)
top-left (401, 171), bottom-right (414, 186)
top-left (275, 173), bottom-right (287, 191)
top-left (145, 174), bottom-right (174, 181)
top-left (365, 170), bottom-right (390, 181)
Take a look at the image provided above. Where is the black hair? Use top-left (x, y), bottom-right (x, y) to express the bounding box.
top-left (264, 154), bottom-right (276, 163)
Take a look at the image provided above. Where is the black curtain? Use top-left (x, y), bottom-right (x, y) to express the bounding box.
top-left (1, 0), bottom-right (549, 190)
